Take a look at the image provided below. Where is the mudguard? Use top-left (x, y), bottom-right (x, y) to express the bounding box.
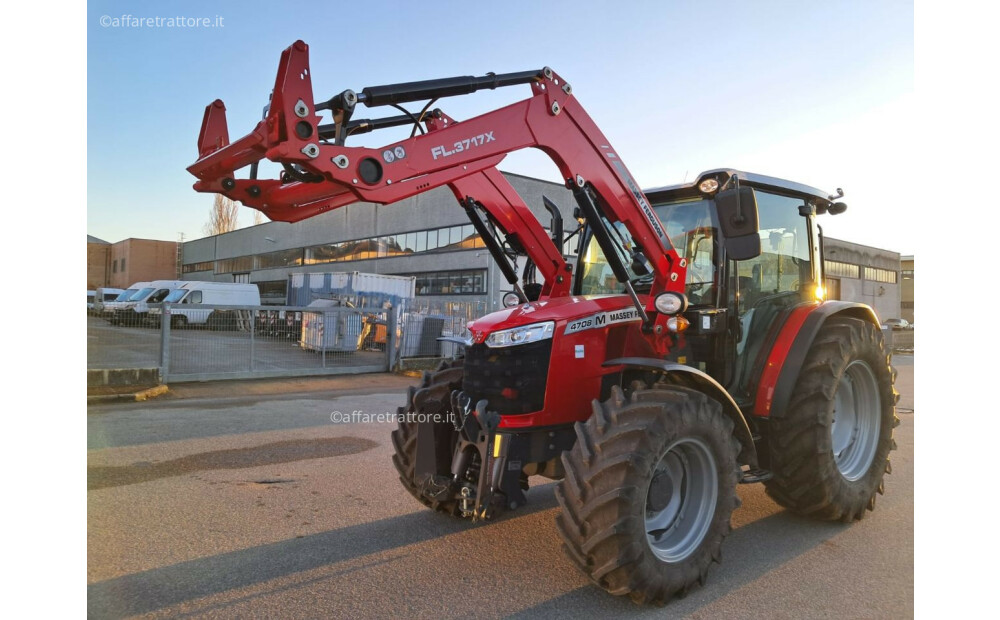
top-left (603, 358), bottom-right (758, 467)
top-left (764, 301), bottom-right (880, 420)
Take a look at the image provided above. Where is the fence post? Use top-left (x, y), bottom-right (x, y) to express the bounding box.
top-left (386, 306), bottom-right (398, 372)
top-left (159, 302), bottom-right (171, 383)
top-left (249, 308), bottom-right (256, 372)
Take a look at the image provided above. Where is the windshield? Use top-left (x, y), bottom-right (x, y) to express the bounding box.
top-left (652, 198), bottom-right (719, 304)
top-left (129, 287), bottom-right (155, 301)
top-left (164, 289), bottom-right (187, 303)
top-left (115, 289), bottom-right (137, 301)
top-left (577, 220), bottom-right (644, 295)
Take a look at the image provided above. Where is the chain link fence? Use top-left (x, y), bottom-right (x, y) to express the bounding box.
top-left (87, 301), bottom-right (484, 382)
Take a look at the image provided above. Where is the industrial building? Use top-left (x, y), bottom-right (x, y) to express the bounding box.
top-left (86, 236), bottom-right (180, 289)
top-left (179, 172), bottom-right (903, 321)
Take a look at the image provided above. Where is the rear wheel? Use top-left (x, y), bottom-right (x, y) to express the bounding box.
top-left (555, 386), bottom-right (740, 605)
top-left (390, 359), bottom-right (464, 516)
top-left (764, 317), bottom-right (899, 521)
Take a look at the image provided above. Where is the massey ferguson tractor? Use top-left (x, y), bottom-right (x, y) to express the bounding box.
top-left (188, 41), bottom-right (898, 605)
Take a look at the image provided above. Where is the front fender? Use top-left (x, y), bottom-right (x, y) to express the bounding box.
top-left (603, 358), bottom-right (758, 467)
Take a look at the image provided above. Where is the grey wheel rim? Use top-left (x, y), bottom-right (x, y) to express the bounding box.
top-left (831, 359), bottom-right (882, 481)
top-left (644, 437), bottom-right (718, 563)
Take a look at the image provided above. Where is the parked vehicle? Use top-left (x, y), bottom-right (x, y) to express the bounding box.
top-left (87, 290), bottom-right (96, 312)
top-left (882, 318), bottom-right (910, 330)
top-left (93, 287), bottom-right (125, 314)
top-left (148, 282), bottom-right (260, 328)
top-left (111, 280), bottom-right (186, 326)
top-left (103, 282), bottom-right (150, 320)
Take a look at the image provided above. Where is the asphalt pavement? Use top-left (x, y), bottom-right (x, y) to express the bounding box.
top-left (87, 355), bottom-right (914, 618)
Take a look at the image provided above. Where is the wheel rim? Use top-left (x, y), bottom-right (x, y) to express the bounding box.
top-left (644, 437), bottom-right (718, 563)
top-left (831, 360), bottom-right (882, 481)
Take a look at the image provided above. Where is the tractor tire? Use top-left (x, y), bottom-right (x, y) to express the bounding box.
top-left (764, 316), bottom-right (899, 521)
top-left (555, 385), bottom-right (741, 605)
top-left (390, 358), bottom-right (465, 516)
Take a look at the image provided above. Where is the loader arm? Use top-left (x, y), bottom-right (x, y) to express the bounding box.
top-left (187, 40), bottom-right (685, 311)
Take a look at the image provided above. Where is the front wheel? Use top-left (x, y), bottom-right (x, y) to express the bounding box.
top-left (390, 359), bottom-right (464, 516)
top-left (764, 316), bottom-right (899, 521)
top-left (555, 386), bottom-right (740, 605)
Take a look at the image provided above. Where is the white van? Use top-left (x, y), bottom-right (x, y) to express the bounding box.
top-left (112, 280), bottom-right (187, 326)
top-left (93, 287), bottom-right (125, 314)
top-left (103, 282), bottom-right (150, 320)
top-left (150, 282), bottom-right (260, 327)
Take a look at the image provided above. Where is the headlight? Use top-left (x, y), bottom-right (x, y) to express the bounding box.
top-left (485, 321), bottom-right (555, 348)
top-left (502, 292), bottom-right (521, 308)
top-left (654, 292), bottom-right (688, 315)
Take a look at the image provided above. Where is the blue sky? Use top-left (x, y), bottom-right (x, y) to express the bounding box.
top-left (87, 0), bottom-right (913, 253)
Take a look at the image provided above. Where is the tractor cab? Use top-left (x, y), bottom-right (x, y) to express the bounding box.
top-left (575, 169), bottom-right (848, 410)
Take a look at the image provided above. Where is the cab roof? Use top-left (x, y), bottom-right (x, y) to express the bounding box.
top-left (644, 169), bottom-right (838, 208)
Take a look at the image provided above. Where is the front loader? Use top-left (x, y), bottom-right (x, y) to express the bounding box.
top-left (188, 40), bottom-right (898, 605)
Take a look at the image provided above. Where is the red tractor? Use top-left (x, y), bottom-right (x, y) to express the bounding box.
top-left (188, 41), bottom-right (898, 605)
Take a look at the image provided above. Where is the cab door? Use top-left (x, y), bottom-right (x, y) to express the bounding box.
top-left (727, 190), bottom-right (818, 404)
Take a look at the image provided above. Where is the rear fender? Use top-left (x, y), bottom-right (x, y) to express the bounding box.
top-left (764, 301), bottom-right (880, 420)
top-left (603, 358), bottom-right (758, 467)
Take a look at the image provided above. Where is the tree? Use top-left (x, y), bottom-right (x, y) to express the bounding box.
top-left (203, 194), bottom-right (240, 236)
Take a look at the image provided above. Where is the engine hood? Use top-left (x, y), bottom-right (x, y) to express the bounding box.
top-left (468, 295), bottom-right (642, 343)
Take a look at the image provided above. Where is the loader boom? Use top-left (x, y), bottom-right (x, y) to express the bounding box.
top-left (187, 40), bottom-right (686, 315)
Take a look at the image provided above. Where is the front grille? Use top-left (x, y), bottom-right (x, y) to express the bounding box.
top-left (462, 340), bottom-right (551, 415)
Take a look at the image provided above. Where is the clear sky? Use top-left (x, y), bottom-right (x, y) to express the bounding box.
top-left (87, 0), bottom-right (914, 254)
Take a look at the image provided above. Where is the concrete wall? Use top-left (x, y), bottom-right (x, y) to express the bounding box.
top-left (824, 237), bottom-right (901, 323)
top-left (900, 256), bottom-right (913, 323)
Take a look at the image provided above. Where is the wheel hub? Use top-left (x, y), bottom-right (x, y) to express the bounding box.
top-left (831, 359), bottom-right (882, 481)
top-left (644, 437), bottom-right (718, 563)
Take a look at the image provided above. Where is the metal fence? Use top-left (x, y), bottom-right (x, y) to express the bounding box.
top-left (87, 302), bottom-right (479, 382)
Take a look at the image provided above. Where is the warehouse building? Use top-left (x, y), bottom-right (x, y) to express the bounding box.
top-left (180, 172), bottom-right (902, 321)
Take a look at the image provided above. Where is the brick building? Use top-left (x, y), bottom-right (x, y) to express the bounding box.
top-left (86, 236), bottom-right (179, 289)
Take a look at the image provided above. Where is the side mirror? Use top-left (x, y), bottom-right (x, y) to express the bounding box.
top-left (715, 186), bottom-right (761, 261)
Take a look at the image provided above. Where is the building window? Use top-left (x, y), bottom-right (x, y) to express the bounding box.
top-left (216, 255), bottom-right (254, 274)
top-left (303, 224), bottom-right (484, 266)
top-left (182, 261), bottom-right (215, 274)
top-left (864, 266), bottom-right (898, 284)
top-left (255, 248), bottom-right (303, 271)
top-left (902, 269), bottom-right (913, 280)
top-left (402, 269), bottom-right (487, 296)
top-left (120, 258), bottom-right (126, 272)
top-left (112, 260), bottom-right (118, 273)
top-left (825, 260), bottom-right (859, 279)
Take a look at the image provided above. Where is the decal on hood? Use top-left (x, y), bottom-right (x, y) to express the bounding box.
top-left (564, 307), bottom-right (642, 335)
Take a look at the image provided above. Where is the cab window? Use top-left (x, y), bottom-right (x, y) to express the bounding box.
top-left (733, 191), bottom-right (812, 312)
top-left (653, 198), bottom-right (719, 305)
top-left (577, 221), bottom-right (642, 295)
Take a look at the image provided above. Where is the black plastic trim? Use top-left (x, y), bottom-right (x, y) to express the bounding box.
top-left (603, 357), bottom-right (758, 467)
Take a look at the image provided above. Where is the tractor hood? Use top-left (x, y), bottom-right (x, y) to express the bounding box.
top-left (467, 294), bottom-right (641, 344)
